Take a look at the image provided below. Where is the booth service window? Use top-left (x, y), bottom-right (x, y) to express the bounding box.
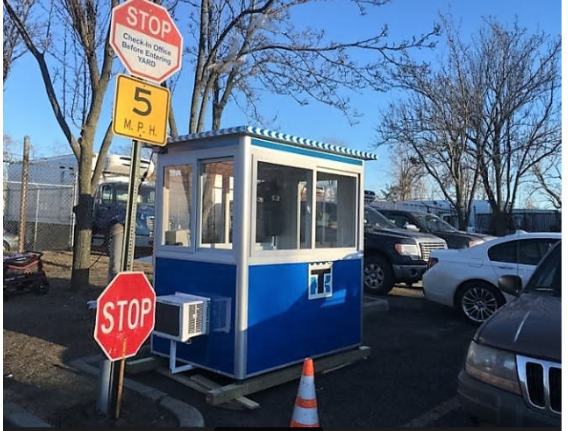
top-left (200, 159), bottom-right (234, 248)
top-left (315, 172), bottom-right (356, 248)
top-left (256, 162), bottom-right (357, 250)
top-left (162, 165), bottom-right (192, 246)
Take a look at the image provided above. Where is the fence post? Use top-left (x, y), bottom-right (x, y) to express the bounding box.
top-left (18, 136), bottom-right (30, 252)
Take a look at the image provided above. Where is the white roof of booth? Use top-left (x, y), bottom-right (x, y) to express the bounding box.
top-left (167, 126), bottom-right (378, 161)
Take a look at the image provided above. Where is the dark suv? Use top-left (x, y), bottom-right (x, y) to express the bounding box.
top-left (363, 206), bottom-right (447, 295)
top-left (457, 241), bottom-right (561, 426)
top-left (377, 208), bottom-right (494, 249)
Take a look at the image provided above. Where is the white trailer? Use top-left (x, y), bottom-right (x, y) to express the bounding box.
top-left (3, 153), bottom-right (154, 251)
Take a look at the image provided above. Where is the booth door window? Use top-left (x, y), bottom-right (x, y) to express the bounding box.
top-left (162, 165), bottom-right (192, 247)
top-left (316, 173), bottom-right (357, 248)
top-left (200, 159), bottom-right (234, 247)
top-left (256, 162), bottom-right (312, 250)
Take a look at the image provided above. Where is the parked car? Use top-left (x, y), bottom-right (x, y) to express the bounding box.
top-left (363, 205), bottom-right (447, 295)
top-left (3, 229), bottom-right (19, 253)
top-left (458, 240), bottom-right (561, 426)
top-left (375, 208), bottom-right (495, 249)
top-left (422, 232), bottom-right (561, 324)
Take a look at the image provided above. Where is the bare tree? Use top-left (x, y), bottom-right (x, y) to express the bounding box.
top-left (376, 14), bottom-right (561, 234)
top-left (469, 18), bottom-right (561, 234)
top-left (376, 15), bottom-right (480, 230)
top-left (3, 0), bottom-right (37, 83)
top-left (4, 0), bottom-right (116, 290)
top-left (180, 0), bottom-right (440, 133)
top-left (379, 146), bottom-right (426, 201)
top-left (530, 152), bottom-right (562, 209)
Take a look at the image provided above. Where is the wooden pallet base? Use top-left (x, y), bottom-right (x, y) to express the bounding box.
top-left (127, 345), bottom-right (370, 408)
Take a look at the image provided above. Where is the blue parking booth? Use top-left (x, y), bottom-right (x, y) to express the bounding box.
top-left (150, 126), bottom-right (377, 380)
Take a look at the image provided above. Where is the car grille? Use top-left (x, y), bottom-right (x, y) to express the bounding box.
top-left (517, 355), bottom-right (561, 416)
top-left (419, 242), bottom-right (446, 261)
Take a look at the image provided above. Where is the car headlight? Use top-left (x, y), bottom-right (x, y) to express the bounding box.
top-left (468, 239), bottom-right (484, 247)
top-left (395, 243), bottom-right (421, 260)
top-left (464, 341), bottom-right (521, 394)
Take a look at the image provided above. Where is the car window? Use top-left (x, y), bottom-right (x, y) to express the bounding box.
top-left (388, 214), bottom-right (413, 230)
top-left (364, 207), bottom-right (397, 229)
top-left (524, 241), bottom-right (561, 297)
top-left (413, 213), bottom-right (456, 232)
top-left (488, 238), bottom-right (560, 265)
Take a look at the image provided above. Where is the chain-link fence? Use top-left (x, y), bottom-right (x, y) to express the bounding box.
top-left (3, 159), bottom-right (78, 269)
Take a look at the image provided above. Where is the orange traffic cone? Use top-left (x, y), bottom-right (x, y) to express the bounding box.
top-left (290, 358), bottom-right (319, 427)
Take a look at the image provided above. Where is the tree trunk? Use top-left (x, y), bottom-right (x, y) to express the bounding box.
top-left (70, 151), bottom-right (95, 291)
top-left (490, 209), bottom-right (513, 236)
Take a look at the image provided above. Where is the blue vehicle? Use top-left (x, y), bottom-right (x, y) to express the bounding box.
top-left (92, 179), bottom-right (156, 253)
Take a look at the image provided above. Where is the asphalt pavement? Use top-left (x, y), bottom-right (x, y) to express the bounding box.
top-left (4, 288), bottom-right (477, 427)
top-left (128, 287), bottom-right (478, 427)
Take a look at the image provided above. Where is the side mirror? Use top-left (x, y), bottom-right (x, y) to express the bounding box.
top-left (498, 275), bottom-right (522, 297)
top-left (405, 223), bottom-right (420, 232)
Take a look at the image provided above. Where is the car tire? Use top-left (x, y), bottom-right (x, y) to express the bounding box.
top-left (32, 279), bottom-right (50, 295)
top-left (456, 281), bottom-right (505, 325)
top-left (364, 255), bottom-right (395, 295)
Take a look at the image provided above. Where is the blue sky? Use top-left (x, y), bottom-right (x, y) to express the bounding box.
top-left (2, 0), bottom-right (562, 195)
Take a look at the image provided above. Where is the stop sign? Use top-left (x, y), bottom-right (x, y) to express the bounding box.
top-left (94, 272), bottom-right (156, 361)
top-left (110, 0), bottom-right (183, 83)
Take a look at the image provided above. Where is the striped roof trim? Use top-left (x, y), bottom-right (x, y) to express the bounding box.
top-left (167, 126), bottom-right (378, 161)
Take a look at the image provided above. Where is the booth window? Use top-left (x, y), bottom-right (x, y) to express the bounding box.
top-left (162, 165), bottom-right (192, 247)
top-left (256, 162), bottom-right (312, 250)
top-left (200, 159), bottom-right (234, 247)
top-left (315, 172), bottom-right (357, 248)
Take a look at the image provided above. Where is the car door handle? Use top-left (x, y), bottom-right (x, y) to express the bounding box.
top-left (498, 265), bottom-right (515, 270)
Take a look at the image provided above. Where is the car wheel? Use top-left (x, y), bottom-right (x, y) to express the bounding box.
top-left (32, 279), bottom-right (50, 295)
top-left (456, 281), bottom-right (505, 325)
top-left (364, 256), bottom-right (394, 295)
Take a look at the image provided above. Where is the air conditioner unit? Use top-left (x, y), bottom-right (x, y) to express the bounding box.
top-left (154, 293), bottom-right (210, 342)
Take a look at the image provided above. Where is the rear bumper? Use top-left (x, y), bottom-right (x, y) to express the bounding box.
top-left (457, 369), bottom-right (561, 427)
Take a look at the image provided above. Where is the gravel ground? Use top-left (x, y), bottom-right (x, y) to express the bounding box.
top-left (3, 250), bottom-right (178, 427)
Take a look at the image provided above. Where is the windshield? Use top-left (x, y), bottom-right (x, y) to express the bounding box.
top-left (115, 184), bottom-right (156, 206)
top-left (523, 241), bottom-right (561, 297)
top-left (365, 206), bottom-right (398, 229)
top-left (413, 213), bottom-right (456, 232)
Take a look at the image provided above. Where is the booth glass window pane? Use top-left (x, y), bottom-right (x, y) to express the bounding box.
top-left (162, 165), bottom-right (192, 247)
top-left (256, 162), bottom-right (312, 250)
top-left (316, 173), bottom-right (357, 248)
top-left (200, 160), bottom-right (234, 246)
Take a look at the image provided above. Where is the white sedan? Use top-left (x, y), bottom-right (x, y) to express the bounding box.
top-left (422, 231), bottom-right (561, 325)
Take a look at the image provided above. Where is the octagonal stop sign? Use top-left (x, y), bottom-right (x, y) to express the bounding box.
top-left (110, 0), bottom-right (183, 83)
top-left (94, 272), bottom-right (156, 361)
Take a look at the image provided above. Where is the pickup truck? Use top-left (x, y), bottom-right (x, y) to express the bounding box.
top-left (376, 208), bottom-right (495, 249)
top-left (363, 206), bottom-right (447, 295)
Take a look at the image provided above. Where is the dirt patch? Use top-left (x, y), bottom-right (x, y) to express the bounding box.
top-left (3, 250), bottom-right (178, 427)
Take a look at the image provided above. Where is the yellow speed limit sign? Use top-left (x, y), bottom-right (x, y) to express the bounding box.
top-left (113, 74), bottom-right (170, 146)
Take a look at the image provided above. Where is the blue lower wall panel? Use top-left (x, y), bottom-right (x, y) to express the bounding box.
top-left (246, 258), bottom-right (362, 375)
top-left (151, 257), bottom-right (237, 376)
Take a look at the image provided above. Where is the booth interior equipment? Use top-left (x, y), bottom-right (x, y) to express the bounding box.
top-left (149, 126), bottom-right (377, 380)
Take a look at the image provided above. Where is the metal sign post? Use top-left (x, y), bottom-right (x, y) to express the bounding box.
top-left (94, 271), bottom-right (156, 418)
top-left (121, 139), bottom-right (142, 272)
top-left (97, 0), bottom-right (182, 419)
